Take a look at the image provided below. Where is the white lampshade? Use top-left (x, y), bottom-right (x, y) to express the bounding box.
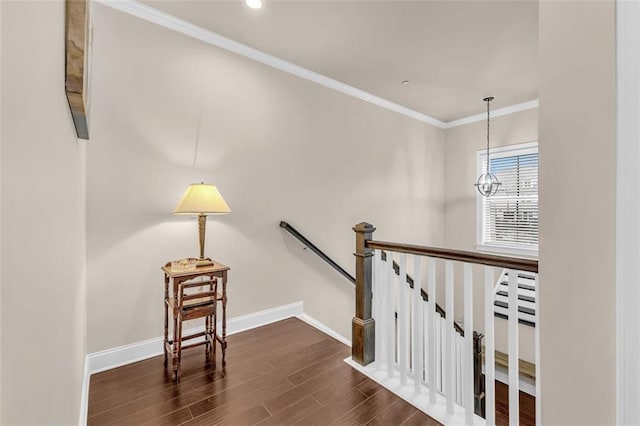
top-left (173, 183), bottom-right (231, 215)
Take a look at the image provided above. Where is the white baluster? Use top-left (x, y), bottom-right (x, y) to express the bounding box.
top-left (424, 298), bottom-right (428, 385)
top-left (385, 253), bottom-right (394, 378)
top-left (445, 260), bottom-right (455, 414)
top-left (457, 335), bottom-right (462, 404)
top-left (374, 250), bottom-right (383, 370)
top-left (412, 256), bottom-right (423, 394)
top-left (484, 267), bottom-right (496, 426)
top-left (436, 315), bottom-right (442, 392)
top-left (464, 263), bottom-right (474, 425)
top-left (508, 269), bottom-right (519, 426)
top-left (398, 254), bottom-right (409, 386)
top-left (535, 274), bottom-right (541, 426)
top-left (427, 258), bottom-right (437, 404)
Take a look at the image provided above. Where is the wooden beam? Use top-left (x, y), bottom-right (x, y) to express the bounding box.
top-left (65, 0), bottom-right (90, 140)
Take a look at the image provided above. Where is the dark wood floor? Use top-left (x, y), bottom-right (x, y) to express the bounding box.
top-left (495, 381), bottom-right (536, 426)
top-left (88, 318), bottom-right (441, 425)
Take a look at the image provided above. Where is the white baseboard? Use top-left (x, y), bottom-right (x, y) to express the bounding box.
top-left (79, 301), bottom-right (307, 425)
top-left (297, 313), bottom-right (351, 347)
top-left (86, 301), bottom-right (304, 375)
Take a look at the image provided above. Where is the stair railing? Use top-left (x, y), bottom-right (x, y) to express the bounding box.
top-left (352, 222), bottom-right (538, 426)
top-left (282, 220), bottom-right (484, 415)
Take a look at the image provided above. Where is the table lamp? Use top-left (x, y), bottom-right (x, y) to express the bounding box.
top-left (173, 183), bottom-right (231, 267)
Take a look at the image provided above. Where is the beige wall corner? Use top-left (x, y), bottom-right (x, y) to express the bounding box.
top-left (443, 109), bottom-right (538, 363)
top-left (1, 1), bottom-right (87, 424)
top-left (615, 1), bottom-right (640, 423)
top-left (0, 0), bottom-right (3, 419)
top-left (539, 1), bottom-right (616, 424)
top-left (444, 108), bottom-right (538, 254)
top-left (85, 5), bottom-right (445, 353)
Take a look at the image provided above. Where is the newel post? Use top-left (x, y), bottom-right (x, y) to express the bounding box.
top-left (352, 222), bottom-right (376, 365)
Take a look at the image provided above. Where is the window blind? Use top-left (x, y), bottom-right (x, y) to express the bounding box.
top-left (480, 149), bottom-right (539, 251)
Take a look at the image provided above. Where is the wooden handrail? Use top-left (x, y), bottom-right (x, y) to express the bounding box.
top-left (280, 222), bottom-right (462, 334)
top-left (367, 240), bottom-right (538, 273)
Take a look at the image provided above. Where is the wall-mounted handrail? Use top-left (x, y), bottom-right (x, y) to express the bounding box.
top-left (280, 221), bottom-right (356, 284)
top-left (368, 240), bottom-right (538, 273)
top-left (280, 220), bottom-right (464, 336)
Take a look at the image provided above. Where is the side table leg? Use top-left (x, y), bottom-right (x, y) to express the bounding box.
top-left (213, 280), bottom-right (218, 370)
top-left (222, 271), bottom-right (228, 367)
top-left (164, 274), bottom-right (169, 368)
top-left (173, 282), bottom-right (180, 382)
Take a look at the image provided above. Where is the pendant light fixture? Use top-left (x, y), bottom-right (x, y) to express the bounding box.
top-left (475, 96), bottom-right (502, 197)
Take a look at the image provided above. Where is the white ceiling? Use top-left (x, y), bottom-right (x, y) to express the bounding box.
top-left (139, 0), bottom-right (538, 122)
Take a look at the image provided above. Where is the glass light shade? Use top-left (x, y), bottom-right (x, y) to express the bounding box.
top-left (173, 183), bottom-right (231, 215)
top-left (475, 173), bottom-right (501, 197)
top-left (245, 0), bottom-right (263, 9)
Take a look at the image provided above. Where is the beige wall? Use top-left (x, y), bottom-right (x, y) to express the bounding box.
top-left (444, 109), bottom-right (538, 253)
top-left (85, 6), bottom-right (445, 353)
top-left (538, 1), bottom-right (616, 424)
top-left (443, 109), bottom-right (538, 363)
top-left (0, 1), bottom-right (3, 419)
top-left (1, 1), bottom-right (87, 424)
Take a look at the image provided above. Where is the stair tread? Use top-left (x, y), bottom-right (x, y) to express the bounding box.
top-left (494, 300), bottom-right (535, 315)
top-left (499, 281), bottom-right (536, 292)
top-left (495, 290), bottom-right (535, 303)
top-left (494, 312), bottom-right (536, 327)
top-left (504, 272), bottom-right (536, 280)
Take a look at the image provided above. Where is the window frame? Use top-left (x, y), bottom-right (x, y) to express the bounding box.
top-left (475, 141), bottom-right (539, 258)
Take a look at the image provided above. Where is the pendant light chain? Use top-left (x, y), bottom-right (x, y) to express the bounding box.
top-left (475, 96), bottom-right (501, 197)
top-left (486, 98), bottom-right (491, 174)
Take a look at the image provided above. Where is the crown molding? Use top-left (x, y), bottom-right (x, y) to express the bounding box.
top-left (95, 0), bottom-right (538, 129)
top-left (444, 99), bottom-right (539, 129)
top-left (95, 0), bottom-right (446, 128)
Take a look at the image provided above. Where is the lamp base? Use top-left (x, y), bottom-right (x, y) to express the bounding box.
top-left (196, 257), bottom-right (214, 268)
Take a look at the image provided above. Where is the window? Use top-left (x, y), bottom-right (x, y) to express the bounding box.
top-left (476, 142), bottom-right (538, 256)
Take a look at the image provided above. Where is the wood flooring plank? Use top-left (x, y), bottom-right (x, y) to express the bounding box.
top-left (269, 338), bottom-right (342, 369)
top-left (285, 349), bottom-right (350, 386)
top-left (90, 318), bottom-right (316, 402)
top-left (94, 368), bottom-right (282, 425)
top-left (401, 410), bottom-right (443, 426)
top-left (356, 378), bottom-right (384, 398)
top-left (293, 388), bottom-right (368, 425)
top-left (148, 407), bottom-right (193, 426)
top-left (330, 387), bottom-right (398, 425)
top-left (87, 318), bottom-right (443, 426)
top-left (253, 396), bottom-right (321, 426)
top-left (216, 404), bottom-right (271, 426)
top-left (187, 373), bottom-right (290, 419)
top-left (495, 381), bottom-right (536, 426)
top-left (89, 334), bottom-right (319, 417)
top-left (183, 378), bottom-right (294, 426)
top-left (90, 365), bottom-right (256, 425)
top-left (309, 370), bottom-right (369, 406)
top-left (262, 361), bottom-right (363, 414)
top-left (368, 398), bottom-right (418, 426)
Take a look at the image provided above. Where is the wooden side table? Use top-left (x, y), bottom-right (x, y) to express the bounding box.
top-left (162, 259), bottom-right (230, 380)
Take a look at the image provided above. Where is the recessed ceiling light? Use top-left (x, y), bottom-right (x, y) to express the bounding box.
top-left (401, 80), bottom-right (411, 85)
top-left (245, 0), bottom-right (263, 9)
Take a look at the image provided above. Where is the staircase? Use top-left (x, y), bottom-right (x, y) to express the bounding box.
top-left (494, 270), bottom-right (537, 327)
